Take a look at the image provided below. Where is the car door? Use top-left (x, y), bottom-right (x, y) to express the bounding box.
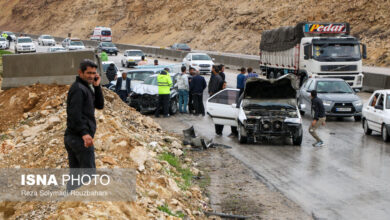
top-left (206, 89), bottom-right (240, 127)
top-left (364, 92), bottom-right (379, 131)
top-left (371, 93), bottom-right (385, 132)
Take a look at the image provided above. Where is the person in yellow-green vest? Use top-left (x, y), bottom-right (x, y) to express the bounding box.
top-left (100, 51), bottom-right (108, 62)
top-left (155, 69), bottom-right (172, 118)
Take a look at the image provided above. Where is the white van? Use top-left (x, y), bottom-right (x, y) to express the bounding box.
top-left (90, 27), bottom-right (112, 42)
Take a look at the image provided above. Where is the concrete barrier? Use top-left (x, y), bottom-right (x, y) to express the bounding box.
top-left (1, 50), bottom-right (106, 89)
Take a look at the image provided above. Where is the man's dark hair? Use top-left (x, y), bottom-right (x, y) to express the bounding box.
top-left (141, 56), bottom-right (145, 60)
top-left (181, 66), bottom-right (186, 72)
top-left (213, 65), bottom-right (220, 73)
top-left (80, 59), bottom-right (98, 72)
top-left (164, 67), bottom-right (170, 71)
top-left (189, 67), bottom-right (195, 71)
top-left (240, 67), bottom-right (246, 72)
top-left (219, 64), bottom-right (225, 70)
top-left (311, 90), bottom-right (317, 98)
top-left (154, 59), bottom-right (159, 64)
top-left (247, 67), bottom-right (253, 73)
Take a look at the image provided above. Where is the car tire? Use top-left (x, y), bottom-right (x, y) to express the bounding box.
top-left (298, 99), bottom-right (305, 116)
top-left (354, 116), bottom-right (362, 121)
top-left (169, 98), bottom-right (178, 115)
top-left (382, 125), bottom-right (390, 142)
top-left (115, 52), bottom-right (118, 56)
top-left (238, 123), bottom-right (247, 144)
top-left (363, 119), bottom-right (372, 135)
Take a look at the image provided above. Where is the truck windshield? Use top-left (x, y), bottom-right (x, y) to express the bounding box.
top-left (313, 44), bottom-right (361, 61)
top-left (102, 30), bottom-right (111, 36)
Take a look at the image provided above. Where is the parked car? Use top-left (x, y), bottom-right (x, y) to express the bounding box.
top-left (97, 42), bottom-right (118, 55)
top-left (47, 46), bottom-right (66, 52)
top-left (182, 53), bottom-right (214, 74)
top-left (0, 37), bottom-right (9, 49)
top-left (121, 50), bottom-right (145, 67)
top-left (297, 78), bottom-right (363, 121)
top-left (128, 72), bottom-right (179, 114)
top-left (62, 38), bottom-right (85, 50)
top-left (362, 90), bottom-right (390, 142)
top-left (14, 37), bottom-right (36, 54)
top-left (206, 74), bottom-right (303, 145)
top-left (38, 35), bottom-right (56, 46)
top-left (1, 31), bottom-right (16, 41)
top-left (169, 43), bottom-right (191, 51)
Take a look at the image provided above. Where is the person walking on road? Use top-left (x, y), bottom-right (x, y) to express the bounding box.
top-left (237, 67), bottom-right (246, 97)
top-left (64, 59), bottom-right (104, 169)
top-left (177, 66), bottom-right (190, 113)
top-left (155, 70), bottom-right (172, 118)
top-left (245, 67), bottom-right (258, 81)
top-left (6, 35), bottom-right (12, 46)
top-left (188, 67), bottom-right (196, 114)
top-left (115, 71), bottom-right (131, 102)
top-left (190, 70), bottom-right (207, 116)
top-left (309, 90), bottom-right (326, 147)
top-left (100, 51), bottom-right (108, 62)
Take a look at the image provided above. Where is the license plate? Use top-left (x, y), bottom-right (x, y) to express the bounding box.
top-left (336, 108), bottom-right (351, 112)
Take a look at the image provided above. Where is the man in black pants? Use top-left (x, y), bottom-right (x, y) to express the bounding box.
top-left (189, 69), bottom-right (207, 116)
top-left (64, 59), bottom-right (104, 170)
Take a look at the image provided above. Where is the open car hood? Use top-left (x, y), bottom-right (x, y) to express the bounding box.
top-left (243, 74), bottom-right (298, 100)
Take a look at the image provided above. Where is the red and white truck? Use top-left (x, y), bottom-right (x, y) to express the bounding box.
top-left (259, 22), bottom-right (367, 89)
top-left (90, 27), bottom-right (112, 42)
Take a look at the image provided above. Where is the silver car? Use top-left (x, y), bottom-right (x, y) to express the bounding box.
top-left (297, 78), bottom-right (363, 121)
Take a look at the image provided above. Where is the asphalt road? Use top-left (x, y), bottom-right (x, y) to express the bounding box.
top-left (13, 41), bottom-right (390, 220)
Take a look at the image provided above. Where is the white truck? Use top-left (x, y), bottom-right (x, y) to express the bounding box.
top-left (90, 27), bottom-right (112, 42)
top-left (259, 22), bottom-right (367, 89)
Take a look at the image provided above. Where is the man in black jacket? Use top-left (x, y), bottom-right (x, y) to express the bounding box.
top-left (208, 65), bottom-right (224, 96)
top-left (64, 59), bottom-right (104, 169)
top-left (115, 71), bottom-right (131, 102)
top-left (310, 90), bottom-right (326, 147)
top-left (106, 63), bottom-right (117, 82)
top-left (189, 70), bottom-right (207, 116)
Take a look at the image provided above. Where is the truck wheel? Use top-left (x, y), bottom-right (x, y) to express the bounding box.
top-left (169, 98), bottom-right (178, 115)
top-left (354, 116), bottom-right (361, 121)
top-left (238, 123), bottom-right (247, 144)
top-left (382, 125), bottom-right (390, 142)
top-left (292, 134), bottom-right (303, 146)
top-left (363, 119), bottom-right (372, 135)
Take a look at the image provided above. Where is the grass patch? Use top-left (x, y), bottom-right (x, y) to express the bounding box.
top-left (158, 152), bottom-right (193, 190)
top-left (0, 50), bottom-right (12, 56)
top-left (0, 134), bottom-right (8, 141)
top-left (157, 204), bottom-right (185, 218)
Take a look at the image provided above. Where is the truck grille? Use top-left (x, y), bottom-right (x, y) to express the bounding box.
top-left (321, 65), bottom-right (357, 71)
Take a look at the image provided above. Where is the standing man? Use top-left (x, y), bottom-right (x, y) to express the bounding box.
top-left (138, 56), bottom-right (148, 65)
top-left (100, 51), bottom-right (108, 62)
top-left (219, 64), bottom-right (226, 81)
top-left (115, 71), bottom-right (131, 102)
top-left (309, 90), bottom-right (326, 147)
top-left (64, 59), bottom-right (104, 169)
top-left (106, 63), bottom-right (117, 82)
top-left (190, 69), bottom-right (207, 116)
top-left (155, 69), bottom-right (172, 117)
top-left (208, 65), bottom-right (224, 96)
top-left (154, 59), bottom-right (159, 66)
top-left (245, 67), bottom-right (258, 81)
top-left (237, 67), bottom-right (246, 97)
top-left (177, 66), bottom-right (189, 113)
top-left (6, 34), bottom-right (12, 47)
top-left (188, 67), bottom-right (196, 114)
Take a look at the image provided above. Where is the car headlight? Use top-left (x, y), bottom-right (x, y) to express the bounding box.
top-left (356, 76), bottom-right (363, 85)
top-left (353, 100), bottom-right (363, 106)
top-left (323, 100), bottom-right (332, 106)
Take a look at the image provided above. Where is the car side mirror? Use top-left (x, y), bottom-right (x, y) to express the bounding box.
top-left (375, 105), bottom-right (383, 110)
top-left (304, 44), bottom-right (312, 60)
top-left (362, 44), bottom-right (367, 59)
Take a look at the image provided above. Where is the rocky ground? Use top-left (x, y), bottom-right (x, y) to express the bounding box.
top-left (0, 0), bottom-right (389, 66)
top-left (0, 84), bottom-right (213, 219)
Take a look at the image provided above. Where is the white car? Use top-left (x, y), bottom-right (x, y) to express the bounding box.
top-left (182, 53), bottom-right (214, 74)
top-left (38, 35), bottom-right (56, 46)
top-left (1, 31), bottom-right (16, 41)
top-left (121, 50), bottom-right (144, 68)
top-left (62, 38), bottom-right (85, 50)
top-left (206, 75), bottom-right (303, 145)
top-left (14, 37), bottom-right (36, 54)
top-left (0, 37), bottom-right (9, 49)
top-left (47, 46), bottom-right (66, 52)
top-left (362, 90), bottom-right (390, 142)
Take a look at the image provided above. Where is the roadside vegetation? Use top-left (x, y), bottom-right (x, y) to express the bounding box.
top-left (158, 152), bottom-right (193, 191)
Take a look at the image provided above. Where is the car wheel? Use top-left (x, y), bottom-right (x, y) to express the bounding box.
top-left (354, 116), bottom-right (361, 121)
top-left (363, 119), bottom-right (372, 135)
top-left (169, 98), bottom-right (178, 115)
top-left (382, 125), bottom-right (390, 142)
top-left (238, 123), bottom-right (247, 144)
top-left (292, 129), bottom-right (303, 146)
top-left (298, 99), bottom-right (305, 116)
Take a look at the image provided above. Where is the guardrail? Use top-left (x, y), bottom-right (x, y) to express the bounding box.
top-left (4, 31), bottom-right (390, 91)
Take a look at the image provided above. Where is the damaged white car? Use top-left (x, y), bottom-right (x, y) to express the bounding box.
top-left (206, 75), bottom-right (303, 145)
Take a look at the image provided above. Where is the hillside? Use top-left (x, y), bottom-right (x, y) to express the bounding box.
top-left (0, 0), bottom-right (389, 66)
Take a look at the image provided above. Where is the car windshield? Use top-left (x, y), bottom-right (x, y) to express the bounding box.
top-left (313, 43), bottom-right (361, 61)
top-left (128, 71), bottom-right (154, 81)
top-left (144, 76), bottom-right (158, 85)
top-left (43, 36), bottom-right (53, 39)
top-left (70, 41), bottom-right (84, 46)
top-left (102, 63), bottom-right (118, 72)
top-left (18, 38), bottom-right (32, 43)
top-left (102, 30), bottom-right (111, 36)
top-left (127, 51), bottom-right (144, 56)
top-left (102, 42), bottom-right (115, 47)
top-left (178, 44), bottom-right (190, 49)
top-left (316, 81), bottom-right (353, 93)
top-left (192, 54), bottom-right (211, 60)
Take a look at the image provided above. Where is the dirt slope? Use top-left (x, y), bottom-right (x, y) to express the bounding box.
top-left (0, 0), bottom-right (389, 66)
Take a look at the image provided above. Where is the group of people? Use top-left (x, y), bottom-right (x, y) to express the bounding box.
top-left (1, 32), bottom-right (13, 46)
